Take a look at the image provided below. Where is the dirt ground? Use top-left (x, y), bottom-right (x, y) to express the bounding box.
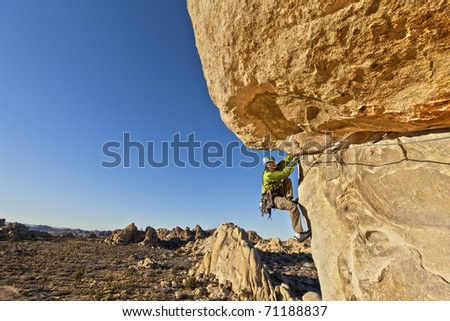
top-left (0, 238), bottom-right (320, 301)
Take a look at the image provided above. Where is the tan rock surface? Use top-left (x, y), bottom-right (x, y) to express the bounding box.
top-left (188, 0), bottom-right (450, 150)
top-left (139, 226), bottom-right (159, 247)
top-left (302, 291), bottom-right (322, 301)
top-left (106, 223), bottom-right (145, 245)
top-left (188, 0), bottom-right (450, 300)
top-left (196, 223), bottom-right (292, 300)
top-left (300, 133), bottom-right (450, 300)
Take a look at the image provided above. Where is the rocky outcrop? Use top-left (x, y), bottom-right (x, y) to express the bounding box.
top-left (0, 219), bottom-right (319, 300)
top-left (87, 232), bottom-right (97, 239)
top-left (188, 0), bottom-right (450, 300)
top-left (194, 223), bottom-right (293, 300)
top-left (140, 226), bottom-right (159, 247)
top-left (246, 230), bottom-right (264, 244)
top-left (107, 224), bottom-right (212, 247)
top-left (192, 225), bottom-right (211, 240)
top-left (0, 222), bottom-right (52, 240)
top-left (106, 223), bottom-right (145, 245)
top-left (0, 218), bottom-right (5, 227)
top-left (157, 225), bottom-right (212, 242)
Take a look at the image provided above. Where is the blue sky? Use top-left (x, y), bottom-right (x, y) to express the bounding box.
top-left (0, 0), bottom-right (301, 240)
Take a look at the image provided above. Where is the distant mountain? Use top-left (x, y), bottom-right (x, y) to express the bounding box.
top-left (26, 224), bottom-right (112, 237)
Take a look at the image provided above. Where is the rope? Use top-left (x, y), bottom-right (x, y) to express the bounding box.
top-left (298, 133), bottom-right (450, 179)
top-left (299, 133), bottom-right (450, 157)
top-left (347, 134), bottom-right (450, 150)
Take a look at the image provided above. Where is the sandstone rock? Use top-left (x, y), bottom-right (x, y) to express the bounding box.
top-left (188, 0), bottom-right (449, 151)
top-left (167, 226), bottom-right (190, 240)
top-left (3, 222), bottom-right (29, 238)
top-left (268, 238), bottom-right (284, 250)
top-left (0, 222), bottom-right (52, 240)
top-left (284, 238), bottom-right (310, 254)
top-left (277, 283), bottom-right (293, 301)
top-left (196, 223), bottom-right (293, 300)
top-left (187, 267), bottom-right (196, 277)
top-left (140, 226), bottom-right (159, 247)
top-left (193, 288), bottom-right (204, 296)
top-left (302, 291), bottom-right (322, 301)
top-left (247, 230), bottom-right (263, 244)
top-left (300, 133), bottom-right (450, 300)
top-left (255, 237), bottom-right (308, 255)
top-left (188, 0), bottom-right (450, 301)
top-left (175, 291), bottom-right (190, 300)
top-left (107, 223), bottom-right (145, 245)
top-left (156, 225), bottom-right (212, 243)
top-left (137, 258), bottom-right (154, 268)
top-left (192, 224), bottom-right (210, 239)
top-left (0, 286), bottom-right (21, 300)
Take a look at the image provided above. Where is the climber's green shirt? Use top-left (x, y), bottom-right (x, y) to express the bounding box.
top-left (261, 154), bottom-right (296, 195)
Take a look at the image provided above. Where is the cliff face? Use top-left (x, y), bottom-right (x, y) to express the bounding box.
top-left (188, 0), bottom-right (449, 151)
top-left (188, 0), bottom-right (450, 300)
top-left (300, 132), bottom-right (450, 300)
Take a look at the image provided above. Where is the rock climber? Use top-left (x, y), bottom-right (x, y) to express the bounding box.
top-left (261, 154), bottom-right (311, 242)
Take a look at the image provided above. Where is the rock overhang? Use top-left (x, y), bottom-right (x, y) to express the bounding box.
top-left (187, 0), bottom-right (450, 152)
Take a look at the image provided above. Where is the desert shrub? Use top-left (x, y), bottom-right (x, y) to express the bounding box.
top-left (72, 268), bottom-right (85, 283)
top-left (184, 277), bottom-right (199, 290)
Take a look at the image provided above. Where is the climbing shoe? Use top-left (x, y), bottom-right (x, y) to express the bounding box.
top-left (294, 230), bottom-right (311, 243)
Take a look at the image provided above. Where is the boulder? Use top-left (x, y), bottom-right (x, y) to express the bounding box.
top-left (167, 226), bottom-right (191, 240)
top-left (137, 258), bottom-right (155, 268)
top-left (196, 223), bottom-right (293, 300)
top-left (246, 230), bottom-right (263, 244)
top-left (107, 223), bottom-right (145, 245)
top-left (192, 224), bottom-right (210, 239)
top-left (302, 291), bottom-right (322, 301)
top-left (0, 222), bottom-right (52, 240)
top-left (140, 226), bottom-right (159, 247)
